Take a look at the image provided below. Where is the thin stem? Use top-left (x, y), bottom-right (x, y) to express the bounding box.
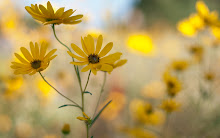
top-left (93, 72), bottom-right (107, 118)
top-left (83, 70), bottom-right (92, 92)
top-left (39, 72), bottom-right (82, 110)
top-left (86, 124), bottom-right (89, 138)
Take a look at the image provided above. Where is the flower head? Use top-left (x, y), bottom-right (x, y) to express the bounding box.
top-left (163, 72), bottom-right (182, 97)
top-left (188, 45), bottom-right (204, 62)
top-left (25, 1), bottom-right (83, 25)
top-left (160, 99), bottom-right (180, 113)
top-left (171, 60), bottom-right (189, 72)
top-left (68, 35), bottom-right (122, 75)
top-left (77, 112), bottom-right (91, 124)
top-left (11, 42), bottom-right (57, 75)
top-left (61, 124), bottom-right (70, 135)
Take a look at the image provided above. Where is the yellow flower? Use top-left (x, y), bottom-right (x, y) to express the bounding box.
top-left (163, 72), bottom-right (182, 97)
top-left (160, 99), bottom-right (180, 113)
top-left (68, 35), bottom-right (122, 75)
top-left (127, 34), bottom-right (155, 56)
top-left (171, 60), bottom-right (189, 72)
top-left (120, 127), bottom-right (156, 138)
top-left (11, 42), bottom-right (57, 75)
top-left (196, 1), bottom-right (220, 27)
top-left (77, 112), bottom-right (91, 124)
top-left (130, 99), bottom-right (164, 125)
top-left (188, 45), bottom-right (204, 62)
top-left (25, 1), bottom-right (83, 25)
top-left (204, 72), bottom-right (215, 81)
top-left (62, 124), bottom-right (70, 135)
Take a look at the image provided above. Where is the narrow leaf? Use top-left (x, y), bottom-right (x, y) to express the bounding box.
top-left (83, 91), bottom-right (92, 95)
top-left (90, 100), bottom-right (112, 127)
top-left (58, 104), bottom-right (80, 108)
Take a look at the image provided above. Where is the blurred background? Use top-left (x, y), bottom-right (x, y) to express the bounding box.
top-left (1, 0), bottom-right (220, 137)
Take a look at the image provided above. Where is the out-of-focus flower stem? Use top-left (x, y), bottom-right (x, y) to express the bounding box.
top-left (39, 72), bottom-right (82, 110)
top-left (93, 72), bottom-right (107, 118)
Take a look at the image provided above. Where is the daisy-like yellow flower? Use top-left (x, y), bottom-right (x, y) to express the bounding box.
top-left (171, 60), bottom-right (189, 72)
top-left (188, 45), bottom-right (204, 62)
top-left (25, 1), bottom-right (83, 25)
top-left (77, 112), bottom-right (91, 124)
top-left (67, 35), bottom-right (122, 75)
top-left (163, 72), bottom-right (182, 97)
top-left (196, 1), bottom-right (220, 27)
top-left (160, 99), bottom-right (180, 113)
top-left (11, 42), bottom-right (57, 75)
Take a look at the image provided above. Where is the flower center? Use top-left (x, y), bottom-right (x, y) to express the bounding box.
top-left (88, 54), bottom-right (99, 64)
top-left (31, 60), bottom-right (42, 69)
top-left (167, 81), bottom-right (175, 89)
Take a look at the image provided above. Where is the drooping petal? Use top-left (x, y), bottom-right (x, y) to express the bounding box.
top-left (100, 64), bottom-right (113, 72)
top-left (95, 35), bottom-right (103, 54)
top-left (71, 43), bottom-right (87, 57)
top-left (81, 64), bottom-right (92, 72)
top-left (20, 47), bottom-right (33, 62)
top-left (91, 68), bottom-right (97, 75)
top-left (100, 52), bottom-right (122, 64)
top-left (67, 51), bottom-right (87, 61)
top-left (113, 59), bottom-right (127, 68)
top-left (98, 42), bottom-right (113, 57)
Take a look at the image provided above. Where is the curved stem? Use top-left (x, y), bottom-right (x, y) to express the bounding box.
top-left (39, 72), bottom-right (82, 110)
top-left (83, 70), bottom-right (91, 92)
top-left (93, 72), bottom-right (107, 118)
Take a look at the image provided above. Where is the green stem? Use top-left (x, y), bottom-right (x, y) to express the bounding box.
top-left (83, 70), bottom-right (91, 92)
top-left (86, 124), bottom-right (89, 138)
top-left (39, 72), bottom-right (82, 110)
top-left (93, 72), bottom-right (107, 118)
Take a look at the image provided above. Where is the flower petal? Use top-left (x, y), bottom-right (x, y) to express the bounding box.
top-left (47, 1), bottom-right (54, 15)
top-left (67, 51), bottom-right (87, 61)
top-left (55, 7), bottom-right (65, 18)
top-left (95, 35), bottom-right (103, 54)
top-left (81, 37), bottom-right (89, 55)
top-left (98, 42), bottom-right (113, 57)
top-left (70, 61), bottom-right (88, 65)
top-left (40, 42), bottom-right (48, 60)
top-left (20, 47), bottom-right (33, 62)
top-left (14, 53), bottom-right (29, 64)
top-left (71, 43), bottom-right (87, 57)
top-left (100, 64), bottom-right (113, 72)
top-left (44, 49), bottom-right (57, 60)
top-left (100, 52), bottom-right (122, 64)
top-left (81, 64), bottom-right (92, 72)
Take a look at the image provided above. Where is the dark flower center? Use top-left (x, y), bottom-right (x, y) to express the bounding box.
top-left (145, 104), bottom-right (153, 114)
top-left (88, 54), bottom-right (99, 64)
top-left (31, 60), bottom-right (41, 69)
top-left (167, 81), bottom-right (175, 89)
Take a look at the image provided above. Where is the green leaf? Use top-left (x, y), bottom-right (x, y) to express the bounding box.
top-left (83, 91), bottom-right (92, 95)
top-left (89, 100), bottom-right (112, 127)
top-left (58, 104), bottom-right (80, 109)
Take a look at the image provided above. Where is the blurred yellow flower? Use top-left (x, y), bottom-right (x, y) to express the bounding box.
top-left (11, 42), bottom-right (57, 75)
top-left (127, 34), bottom-right (155, 56)
top-left (211, 26), bottom-right (220, 40)
top-left (25, 1), bottom-right (83, 25)
top-left (120, 127), bottom-right (156, 138)
top-left (170, 60), bottom-right (189, 72)
top-left (87, 29), bottom-right (102, 38)
top-left (101, 91), bottom-right (126, 121)
top-left (5, 76), bottom-right (23, 91)
top-left (196, 1), bottom-right (220, 27)
top-left (62, 124), bottom-right (70, 135)
top-left (177, 14), bottom-right (204, 37)
top-left (68, 35), bottom-right (122, 75)
top-left (37, 79), bottom-right (53, 100)
top-left (160, 99), bottom-right (180, 113)
top-left (188, 45), bottom-right (204, 62)
top-left (0, 114), bottom-right (12, 133)
top-left (163, 72), bottom-right (182, 97)
top-left (130, 99), bottom-right (164, 125)
top-left (204, 72), bottom-right (215, 81)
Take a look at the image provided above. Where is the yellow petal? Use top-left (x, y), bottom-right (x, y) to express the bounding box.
top-left (100, 52), bottom-right (122, 64)
top-left (100, 64), bottom-right (113, 72)
top-left (14, 53), bottom-right (29, 64)
top-left (81, 37), bottom-right (89, 55)
top-left (49, 55), bottom-right (57, 60)
top-left (82, 112), bottom-right (90, 119)
top-left (61, 9), bottom-right (74, 18)
top-left (40, 43), bottom-right (48, 60)
top-left (63, 15), bottom-right (83, 22)
top-left (95, 35), bottom-right (103, 54)
top-left (63, 20), bottom-right (82, 24)
top-left (114, 59), bottom-right (127, 68)
top-left (30, 42), bottom-right (36, 59)
top-left (47, 1), bottom-right (54, 15)
top-left (71, 43), bottom-right (87, 57)
top-left (81, 64), bottom-right (92, 72)
top-left (39, 5), bottom-right (50, 16)
top-left (67, 51), bottom-right (87, 61)
top-left (20, 47), bottom-right (33, 62)
top-left (55, 7), bottom-right (65, 18)
top-left (44, 20), bottom-right (63, 25)
top-left (77, 117), bottom-right (88, 121)
top-left (35, 42), bottom-right (40, 59)
top-left (44, 49), bottom-right (57, 60)
top-left (91, 68), bottom-right (97, 75)
top-left (87, 35), bottom-right (94, 53)
top-left (70, 61), bottom-right (88, 65)
top-left (98, 42), bottom-right (113, 57)
top-left (196, 1), bottom-right (209, 17)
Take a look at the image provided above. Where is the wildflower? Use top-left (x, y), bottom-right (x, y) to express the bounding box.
top-left (163, 72), bottom-right (182, 97)
top-left (25, 1), bottom-right (83, 25)
top-left (127, 34), bottom-right (155, 56)
top-left (196, 1), bottom-right (220, 27)
top-left (68, 35), bottom-right (122, 75)
top-left (171, 60), bottom-right (189, 72)
top-left (204, 72), bottom-right (215, 81)
top-left (188, 45), bottom-right (204, 62)
top-left (62, 124), bottom-right (70, 135)
top-left (130, 99), bottom-right (164, 125)
top-left (11, 42), bottom-right (57, 75)
top-left (160, 99), bottom-right (180, 113)
top-left (120, 127), bottom-right (156, 138)
top-left (77, 112), bottom-right (92, 124)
